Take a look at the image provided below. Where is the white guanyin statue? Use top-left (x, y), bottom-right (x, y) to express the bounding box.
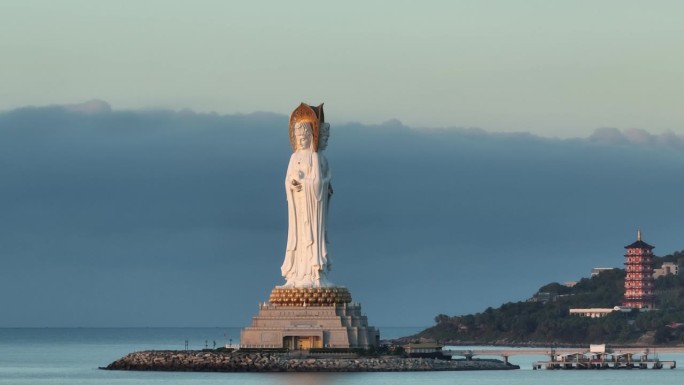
top-left (280, 103), bottom-right (334, 288)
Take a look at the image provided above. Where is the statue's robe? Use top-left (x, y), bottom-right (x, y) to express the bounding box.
top-left (281, 149), bottom-right (331, 287)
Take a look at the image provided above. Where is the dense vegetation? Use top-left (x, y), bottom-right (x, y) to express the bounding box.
top-left (417, 252), bottom-right (684, 345)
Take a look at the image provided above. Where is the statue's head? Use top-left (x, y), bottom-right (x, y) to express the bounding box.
top-left (318, 123), bottom-right (330, 151)
top-left (289, 102), bottom-right (324, 152)
top-left (294, 122), bottom-right (313, 150)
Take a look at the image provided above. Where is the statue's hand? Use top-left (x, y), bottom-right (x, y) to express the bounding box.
top-left (292, 179), bottom-right (302, 192)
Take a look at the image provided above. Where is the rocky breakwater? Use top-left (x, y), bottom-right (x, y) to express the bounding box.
top-left (102, 351), bottom-right (519, 372)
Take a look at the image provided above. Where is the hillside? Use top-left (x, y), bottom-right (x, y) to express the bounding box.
top-left (414, 251), bottom-right (684, 345)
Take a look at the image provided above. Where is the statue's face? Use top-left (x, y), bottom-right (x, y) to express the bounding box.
top-left (295, 122), bottom-right (312, 150)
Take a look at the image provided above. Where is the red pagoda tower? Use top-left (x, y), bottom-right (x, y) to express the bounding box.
top-left (623, 229), bottom-right (655, 309)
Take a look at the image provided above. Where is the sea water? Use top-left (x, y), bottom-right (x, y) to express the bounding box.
top-left (0, 328), bottom-right (682, 385)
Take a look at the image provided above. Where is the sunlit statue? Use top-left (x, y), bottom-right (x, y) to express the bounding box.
top-left (240, 103), bottom-right (379, 350)
top-left (280, 103), bottom-right (333, 288)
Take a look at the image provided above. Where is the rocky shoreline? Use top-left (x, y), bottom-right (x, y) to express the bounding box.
top-left (101, 350), bottom-right (519, 372)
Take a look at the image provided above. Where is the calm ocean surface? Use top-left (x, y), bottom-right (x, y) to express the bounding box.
top-left (1, 327), bottom-right (682, 385)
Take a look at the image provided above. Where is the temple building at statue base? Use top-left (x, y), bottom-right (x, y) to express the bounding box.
top-left (240, 287), bottom-right (378, 349)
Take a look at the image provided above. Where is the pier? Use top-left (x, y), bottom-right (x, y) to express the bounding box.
top-left (442, 346), bottom-right (678, 369)
top-left (532, 348), bottom-right (676, 370)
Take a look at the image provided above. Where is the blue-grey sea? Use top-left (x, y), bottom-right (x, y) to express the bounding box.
top-left (1, 327), bottom-right (682, 385)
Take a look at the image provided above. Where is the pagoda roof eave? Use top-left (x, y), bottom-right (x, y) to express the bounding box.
top-left (624, 240), bottom-right (654, 249)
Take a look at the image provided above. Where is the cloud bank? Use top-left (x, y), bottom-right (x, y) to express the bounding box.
top-left (1, 102), bottom-right (683, 327)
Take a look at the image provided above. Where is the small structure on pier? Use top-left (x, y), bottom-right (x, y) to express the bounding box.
top-left (533, 346), bottom-right (676, 370)
top-left (403, 343), bottom-right (445, 359)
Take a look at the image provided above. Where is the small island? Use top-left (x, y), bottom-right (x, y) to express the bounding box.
top-left (101, 349), bottom-right (518, 372)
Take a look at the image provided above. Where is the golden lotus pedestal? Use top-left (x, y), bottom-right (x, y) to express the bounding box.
top-left (240, 287), bottom-right (379, 349)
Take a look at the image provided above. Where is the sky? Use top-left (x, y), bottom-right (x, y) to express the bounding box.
top-left (0, 1), bottom-right (683, 329)
top-left (1, 1), bottom-right (683, 137)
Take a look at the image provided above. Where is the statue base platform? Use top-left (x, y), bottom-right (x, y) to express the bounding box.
top-left (240, 287), bottom-right (379, 349)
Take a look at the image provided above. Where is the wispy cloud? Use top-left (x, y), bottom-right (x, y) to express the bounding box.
top-left (589, 127), bottom-right (684, 148)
